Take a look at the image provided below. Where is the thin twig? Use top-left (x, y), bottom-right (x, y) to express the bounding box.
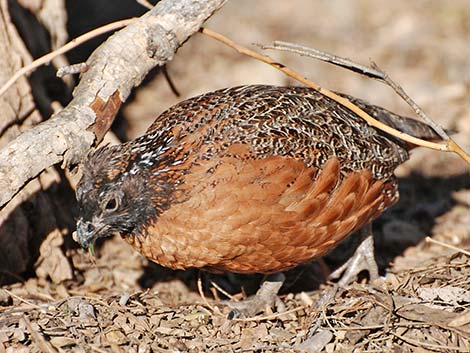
top-left (2, 289), bottom-right (42, 308)
top-left (197, 271), bottom-right (218, 313)
top-left (89, 345), bottom-right (109, 353)
top-left (265, 41), bottom-right (384, 79)
top-left (162, 66), bottom-right (181, 97)
top-left (267, 41), bottom-right (450, 140)
top-left (136, 0), bottom-right (154, 10)
top-left (231, 305), bottom-right (306, 322)
top-left (448, 139), bottom-right (470, 164)
top-left (269, 42), bottom-right (470, 164)
top-left (201, 29), bottom-right (470, 163)
top-left (56, 62), bottom-right (89, 77)
top-left (199, 28), bottom-right (457, 155)
top-left (209, 280), bottom-right (239, 301)
top-left (391, 331), bottom-right (468, 352)
top-left (23, 316), bottom-right (58, 353)
top-left (425, 237), bottom-right (470, 256)
top-left (370, 61), bottom-right (448, 140)
top-left (0, 18), bottom-right (135, 97)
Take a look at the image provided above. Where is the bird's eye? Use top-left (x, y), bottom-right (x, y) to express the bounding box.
top-left (103, 197), bottom-right (118, 212)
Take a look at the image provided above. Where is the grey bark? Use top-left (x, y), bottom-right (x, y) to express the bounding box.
top-left (0, 0), bottom-right (227, 208)
top-left (0, 0), bottom-right (69, 280)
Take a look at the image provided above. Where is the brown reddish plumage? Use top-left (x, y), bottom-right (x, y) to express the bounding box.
top-left (74, 85), bottom-right (439, 275)
top-left (126, 156), bottom-right (392, 273)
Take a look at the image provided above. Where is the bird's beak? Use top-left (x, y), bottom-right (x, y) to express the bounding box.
top-left (73, 218), bottom-right (99, 250)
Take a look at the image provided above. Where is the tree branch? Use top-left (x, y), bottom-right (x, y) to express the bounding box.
top-left (0, 0), bottom-right (227, 208)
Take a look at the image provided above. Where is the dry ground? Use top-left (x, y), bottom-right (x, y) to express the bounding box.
top-left (1, 1), bottom-right (470, 352)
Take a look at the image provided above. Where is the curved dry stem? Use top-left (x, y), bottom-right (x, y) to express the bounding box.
top-left (266, 41), bottom-right (453, 140)
top-left (425, 237), bottom-right (470, 257)
top-left (0, 18), bottom-right (135, 97)
top-left (449, 139), bottom-right (470, 164)
top-left (200, 27), bottom-right (470, 163)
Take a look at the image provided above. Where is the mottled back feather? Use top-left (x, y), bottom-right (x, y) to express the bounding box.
top-left (77, 85), bottom-right (439, 273)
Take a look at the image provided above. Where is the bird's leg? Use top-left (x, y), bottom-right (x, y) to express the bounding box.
top-left (328, 223), bottom-right (379, 286)
top-left (307, 224), bottom-right (379, 337)
top-left (226, 272), bottom-right (285, 319)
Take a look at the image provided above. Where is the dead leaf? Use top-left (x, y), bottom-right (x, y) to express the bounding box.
top-left (448, 311), bottom-right (470, 328)
top-left (35, 230), bottom-right (72, 283)
top-left (417, 286), bottom-right (470, 304)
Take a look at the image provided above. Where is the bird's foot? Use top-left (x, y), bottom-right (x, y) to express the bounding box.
top-left (226, 273), bottom-right (285, 319)
top-left (327, 224), bottom-right (379, 287)
top-left (308, 224), bottom-right (380, 336)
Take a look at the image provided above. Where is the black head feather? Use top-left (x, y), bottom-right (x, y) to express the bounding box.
top-left (74, 130), bottom-right (189, 249)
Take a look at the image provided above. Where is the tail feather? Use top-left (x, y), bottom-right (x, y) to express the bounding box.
top-left (340, 94), bottom-right (441, 146)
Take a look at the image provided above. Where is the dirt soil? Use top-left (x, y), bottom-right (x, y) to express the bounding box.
top-left (1, 1), bottom-right (470, 352)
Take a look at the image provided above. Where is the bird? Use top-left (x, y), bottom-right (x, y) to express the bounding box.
top-left (74, 85), bottom-right (439, 315)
